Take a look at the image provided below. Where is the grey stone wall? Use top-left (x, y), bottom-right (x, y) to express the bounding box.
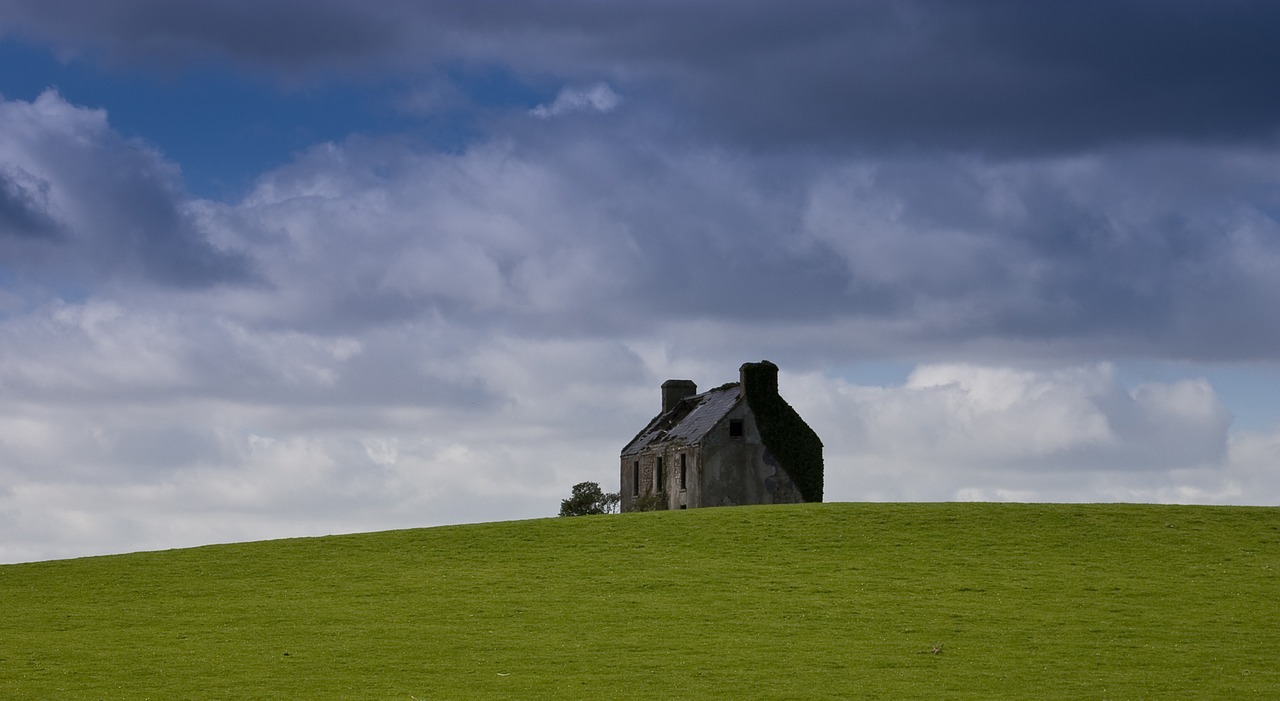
top-left (620, 442), bottom-right (701, 511)
top-left (620, 401), bottom-right (803, 512)
top-left (698, 402), bottom-right (803, 507)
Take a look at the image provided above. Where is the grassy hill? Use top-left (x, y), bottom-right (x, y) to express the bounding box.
top-left (2, 502), bottom-right (1278, 699)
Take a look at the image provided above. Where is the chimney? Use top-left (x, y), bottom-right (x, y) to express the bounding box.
top-left (739, 360), bottom-right (779, 399)
top-left (661, 379), bottom-right (698, 413)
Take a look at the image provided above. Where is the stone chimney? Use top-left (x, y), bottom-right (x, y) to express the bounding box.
top-left (661, 379), bottom-right (698, 413)
top-left (739, 360), bottom-right (779, 399)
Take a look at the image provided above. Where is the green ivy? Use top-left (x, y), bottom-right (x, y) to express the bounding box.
top-left (632, 492), bottom-right (669, 512)
top-left (741, 361), bottom-right (824, 502)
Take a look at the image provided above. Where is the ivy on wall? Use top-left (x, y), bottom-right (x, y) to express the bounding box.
top-left (632, 492), bottom-right (669, 512)
top-left (741, 361), bottom-right (824, 502)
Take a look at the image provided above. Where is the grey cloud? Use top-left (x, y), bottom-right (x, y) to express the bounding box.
top-left (0, 91), bottom-right (255, 288)
top-left (0, 166), bottom-right (61, 240)
top-left (799, 147), bottom-right (1280, 360)
top-left (5, 1), bottom-right (1279, 154)
top-left (83, 424), bottom-right (230, 475)
top-left (177, 124), bottom-right (1280, 362)
top-left (194, 130), bottom-right (863, 341)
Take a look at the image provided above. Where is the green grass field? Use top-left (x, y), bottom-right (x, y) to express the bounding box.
top-left (2, 502), bottom-right (1278, 699)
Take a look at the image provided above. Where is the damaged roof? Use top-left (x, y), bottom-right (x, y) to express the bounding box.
top-left (621, 383), bottom-right (741, 457)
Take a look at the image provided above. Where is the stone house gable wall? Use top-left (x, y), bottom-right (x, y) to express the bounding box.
top-left (698, 401), bottom-right (804, 507)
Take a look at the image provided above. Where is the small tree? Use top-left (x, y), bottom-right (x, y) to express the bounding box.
top-left (559, 481), bottom-right (621, 516)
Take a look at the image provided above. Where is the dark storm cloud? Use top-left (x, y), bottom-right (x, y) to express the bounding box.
top-left (5, 1), bottom-right (1279, 153)
top-left (0, 0), bottom-right (393, 69)
top-left (799, 1), bottom-right (1275, 152)
top-left (611, 0), bottom-right (1280, 153)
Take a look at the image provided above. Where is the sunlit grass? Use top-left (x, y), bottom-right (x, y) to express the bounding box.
top-left (2, 503), bottom-right (1277, 699)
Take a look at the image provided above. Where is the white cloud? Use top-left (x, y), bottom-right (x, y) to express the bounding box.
top-left (0, 312), bottom-right (1266, 563)
top-left (531, 82), bottom-right (621, 118)
top-left (0, 291), bottom-right (654, 563)
top-left (783, 363), bottom-right (1236, 504)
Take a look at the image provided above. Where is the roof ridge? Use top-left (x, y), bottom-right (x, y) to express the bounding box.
top-left (620, 383), bottom-right (742, 456)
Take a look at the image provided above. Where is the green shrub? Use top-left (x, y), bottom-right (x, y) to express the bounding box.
top-left (559, 481), bottom-right (621, 516)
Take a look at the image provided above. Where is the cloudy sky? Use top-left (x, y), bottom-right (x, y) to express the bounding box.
top-left (2, 1), bottom-right (1280, 563)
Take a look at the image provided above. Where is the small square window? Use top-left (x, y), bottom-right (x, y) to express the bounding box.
top-left (729, 419), bottom-right (744, 438)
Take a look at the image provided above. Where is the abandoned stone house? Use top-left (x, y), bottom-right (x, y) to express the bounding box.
top-left (620, 360), bottom-right (823, 512)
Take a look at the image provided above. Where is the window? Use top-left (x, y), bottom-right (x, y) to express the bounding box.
top-left (729, 419), bottom-right (744, 438)
top-left (656, 457), bottom-right (665, 492)
top-left (679, 453), bottom-right (687, 490)
top-left (632, 461), bottom-right (640, 497)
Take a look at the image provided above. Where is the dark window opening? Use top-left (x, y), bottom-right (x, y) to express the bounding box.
top-left (679, 453), bottom-right (687, 490)
top-left (632, 461), bottom-right (639, 497)
top-left (656, 456), bottom-right (665, 492)
top-left (729, 419), bottom-right (744, 438)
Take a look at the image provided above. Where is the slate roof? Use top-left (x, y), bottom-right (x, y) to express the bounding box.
top-left (621, 383), bottom-right (741, 457)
